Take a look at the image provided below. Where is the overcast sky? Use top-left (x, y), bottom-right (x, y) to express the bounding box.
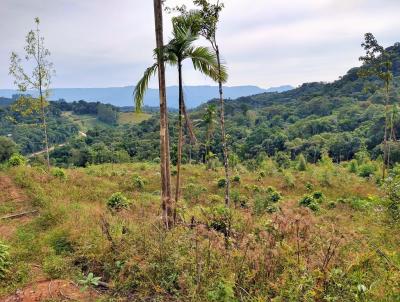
top-left (1, 0), bottom-right (400, 89)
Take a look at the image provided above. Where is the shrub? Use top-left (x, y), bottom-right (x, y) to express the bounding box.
top-left (183, 183), bottom-right (206, 202)
top-left (305, 182), bottom-right (314, 191)
top-left (312, 191), bottom-right (325, 201)
top-left (43, 254), bottom-right (69, 279)
top-left (51, 167), bottom-right (66, 180)
top-left (327, 201), bottom-right (337, 209)
top-left (0, 241), bottom-right (11, 279)
top-left (232, 175), bottom-right (241, 183)
top-left (132, 174), bottom-right (145, 190)
top-left (206, 205), bottom-right (233, 237)
top-left (297, 154), bottom-right (307, 171)
top-left (107, 192), bottom-right (129, 211)
top-left (275, 151), bottom-right (290, 169)
top-left (208, 194), bottom-right (224, 204)
top-left (8, 153), bottom-right (26, 167)
top-left (217, 178), bottom-right (227, 188)
top-left (207, 279), bottom-right (236, 302)
top-left (348, 159), bottom-right (358, 173)
top-left (231, 190), bottom-right (248, 208)
top-left (48, 231), bottom-right (74, 255)
top-left (266, 186), bottom-right (282, 203)
top-left (358, 163), bottom-right (376, 178)
top-left (254, 187), bottom-right (282, 214)
top-left (299, 194), bottom-right (320, 212)
top-left (283, 171), bottom-right (295, 189)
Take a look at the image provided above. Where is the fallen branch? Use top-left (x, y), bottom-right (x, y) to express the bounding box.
top-left (1, 210), bottom-right (38, 220)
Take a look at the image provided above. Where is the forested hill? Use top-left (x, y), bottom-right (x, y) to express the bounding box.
top-left (2, 43), bottom-right (400, 168)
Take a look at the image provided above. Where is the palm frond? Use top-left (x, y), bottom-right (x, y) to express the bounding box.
top-left (188, 46), bottom-right (228, 83)
top-left (133, 63), bottom-right (158, 112)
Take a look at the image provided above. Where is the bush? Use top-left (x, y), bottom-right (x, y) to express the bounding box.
top-left (183, 183), bottom-right (206, 202)
top-left (132, 174), bottom-right (146, 190)
top-left (312, 191), bottom-right (325, 201)
top-left (207, 279), bottom-right (236, 302)
top-left (0, 241), bottom-right (11, 279)
top-left (206, 205), bottom-right (233, 237)
top-left (217, 178), bottom-right (227, 188)
top-left (231, 190), bottom-right (248, 208)
top-left (275, 151), bottom-right (290, 169)
top-left (0, 136), bottom-right (18, 163)
top-left (51, 167), bottom-right (66, 180)
top-left (254, 187), bottom-right (282, 214)
top-left (107, 192), bottom-right (130, 211)
top-left (348, 159), bottom-right (358, 173)
top-left (297, 154), bottom-right (307, 171)
top-left (266, 186), bottom-right (282, 203)
top-left (48, 231), bottom-right (74, 255)
top-left (232, 175), bottom-right (241, 183)
top-left (358, 163), bottom-right (376, 178)
top-left (43, 254), bottom-right (70, 279)
top-left (299, 194), bottom-right (320, 212)
top-left (8, 153), bottom-right (26, 167)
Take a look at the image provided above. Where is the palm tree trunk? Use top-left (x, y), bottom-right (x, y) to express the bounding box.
top-left (153, 0), bottom-right (173, 228)
top-left (175, 61), bottom-right (184, 203)
top-left (215, 45), bottom-right (230, 206)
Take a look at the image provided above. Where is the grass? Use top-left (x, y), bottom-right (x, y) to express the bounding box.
top-left (62, 111), bottom-right (111, 132)
top-left (0, 161), bottom-right (399, 301)
top-left (118, 111), bottom-right (152, 125)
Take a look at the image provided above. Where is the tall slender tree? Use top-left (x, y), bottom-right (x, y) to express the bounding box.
top-left (134, 20), bottom-right (226, 205)
top-left (175, 0), bottom-right (230, 205)
top-left (9, 17), bottom-right (55, 170)
top-left (152, 0), bottom-right (173, 228)
top-left (359, 33), bottom-right (393, 179)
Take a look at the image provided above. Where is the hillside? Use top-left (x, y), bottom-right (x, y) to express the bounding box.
top-left (1, 161), bottom-right (399, 301)
top-left (31, 43), bottom-right (400, 168)
top-left (0, 85), bottom-right (293, 109)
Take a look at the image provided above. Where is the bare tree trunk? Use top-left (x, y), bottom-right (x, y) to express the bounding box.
top-left (215, 45), bottom-right (230, 206)
top-left (40, 93), bottom-right (50, 170)
top-left (383, 84), bottom-right (389, 180)
top-left (175, 61), bottom-right (184, 203)
top-left (153, 0), bottom-right (173, 228)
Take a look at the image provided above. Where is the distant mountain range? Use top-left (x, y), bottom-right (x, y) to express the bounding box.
top-left (0, 85), bottom-right (293, 109)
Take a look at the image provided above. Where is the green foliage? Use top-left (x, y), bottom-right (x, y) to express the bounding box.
top-left (51, 167), bottom-right (66, 180)
top-left (206, 205), bottom-right (233, 237)
top-left (0, 241), bottom-right (11, 280)
top-left (207, 279), bottom-right (237, 302)
top-left (217, 178), bottom-right (227, 188)
top-left (48, 231), bottom-right (74, 255)
top-left (254, 187), bottom-right (282, 214)
top-left (358, 163), bottom-right (376, 178)
top-left (386, 176), bottom-right (400, 221)
top-left (183, 183), bottom-right (206, 202)
top-left (78, 272), bottom-right (102, 290)
top-left (8, 153), bottom-right (26, 167)
top-left (231, 190), bottom-right (247, 208)
top-left (0, 136), bottom-right (18, 162)
top-left (297, 153), bottom-right (307, 171)
top-left (132, 174), bottom-right (146, 190)
top-left (232, 175), bottom-right (241, 183)
top-left (107, 192), bottom-right (129, 211)
top-left (43, 254), bottom-right (70, 279)
top-left (349, 159), bottom-right (358, 173)
top-left (299, 192), bottom-right (324, 212)
top-left (275, 151), bottom-right (290, 169)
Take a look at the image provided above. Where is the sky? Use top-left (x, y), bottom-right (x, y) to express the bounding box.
top-left (1, 0), bottom-right (400, 90)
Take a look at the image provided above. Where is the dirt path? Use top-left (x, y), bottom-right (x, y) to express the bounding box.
top-left (0, 280), bottom-right (98, 302)
top-left (0, 173), bottom-right (34, 240)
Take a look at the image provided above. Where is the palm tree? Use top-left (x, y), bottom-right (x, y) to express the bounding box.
top-left (152, 0), bottom-right (173, 228)
top-left (134, 21), bottom-right (227, 205)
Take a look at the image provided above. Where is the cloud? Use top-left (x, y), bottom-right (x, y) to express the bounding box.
top-left (0, 0), bottom-right (399, 89)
